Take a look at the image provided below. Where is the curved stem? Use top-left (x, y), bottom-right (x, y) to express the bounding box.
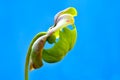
top-left (25, 32), bottom-right (46, 80)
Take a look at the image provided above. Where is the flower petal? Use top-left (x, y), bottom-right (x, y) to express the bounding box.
top-left (54, 7), bottom-right (77, 24)
top-left (47, 14), bottom-right (74, 37)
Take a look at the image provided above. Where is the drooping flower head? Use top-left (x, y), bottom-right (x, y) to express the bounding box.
top-left (28, 7), bottom-right (78, 71)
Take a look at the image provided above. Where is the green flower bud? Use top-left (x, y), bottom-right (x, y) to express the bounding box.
top-left (47, 34), bottom-right (56, 44)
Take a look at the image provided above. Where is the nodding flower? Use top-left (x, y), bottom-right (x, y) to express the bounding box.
top-left (29, 7), bottom-right (77, 70)
top-left (25, 7), bottom-right (77, 80)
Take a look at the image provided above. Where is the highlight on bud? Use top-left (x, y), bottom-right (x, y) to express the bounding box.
top-left (25, 7), bottom-right (78, 80)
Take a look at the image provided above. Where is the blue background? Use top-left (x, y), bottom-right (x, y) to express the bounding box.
top-left (0, 0), bottom-right (120, 80)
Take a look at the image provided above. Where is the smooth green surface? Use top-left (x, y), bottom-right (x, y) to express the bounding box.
top-left (43, 25), bottom-right (77, 63)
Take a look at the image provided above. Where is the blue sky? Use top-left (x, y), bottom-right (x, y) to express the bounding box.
top-left (0, 0), bottom-right (120, 80)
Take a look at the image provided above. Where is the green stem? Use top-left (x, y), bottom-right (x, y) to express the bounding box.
top-left (25, 32), bottom-right (46, 80)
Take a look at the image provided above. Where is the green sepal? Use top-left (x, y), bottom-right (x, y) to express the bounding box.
top-left (47, 34), bottom-right (56, 44)
top-left (42, 25), bottom-right (77, 63)
top-left (30, 32), bottom-right (47, 70)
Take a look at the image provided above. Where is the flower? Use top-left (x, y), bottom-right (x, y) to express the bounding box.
top-left (29, 7), bottom-right (77, 71)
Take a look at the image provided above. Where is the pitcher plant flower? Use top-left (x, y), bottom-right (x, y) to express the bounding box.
top-left (25, 7), bottom-right (78, 80)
